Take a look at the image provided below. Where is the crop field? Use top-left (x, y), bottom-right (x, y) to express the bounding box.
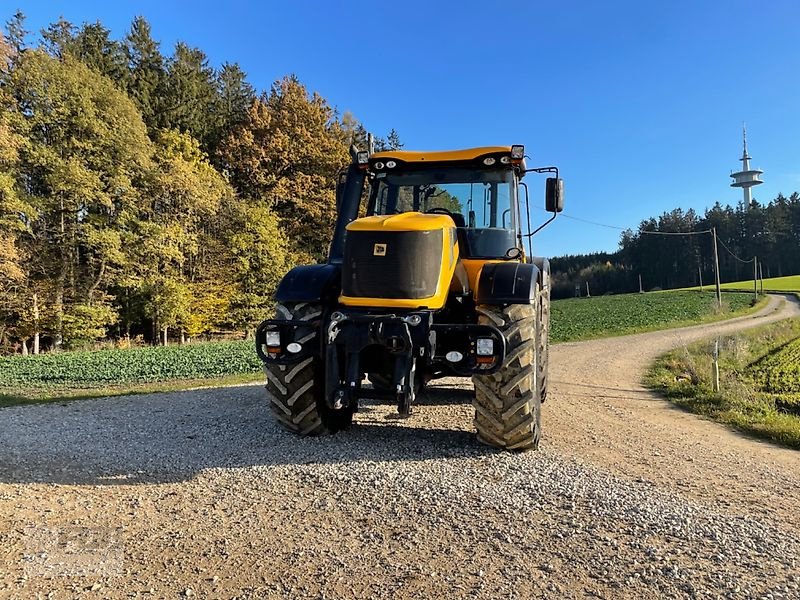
top-left (686, 274), bottom-right (800, 293)
top-left (647, 318), bottom-right (800, 448)
top-left (0, 340), bottom-right (262, 393)
top-left (749, 337), bottom-right (800, 412)
top-left (550, 290), bottom-right (759, 343)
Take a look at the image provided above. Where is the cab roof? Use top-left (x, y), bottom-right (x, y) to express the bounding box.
top-left (367, 146), bottom-right (526, 173)
top-left (370, 146), bottom-right (514, 163)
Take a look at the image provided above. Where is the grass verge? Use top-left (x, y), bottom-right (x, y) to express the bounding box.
top-left (645, 317), bottom-right (800, 449)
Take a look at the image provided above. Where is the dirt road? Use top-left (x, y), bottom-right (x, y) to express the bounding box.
top-left (1, 296), bottom-right (798, 599)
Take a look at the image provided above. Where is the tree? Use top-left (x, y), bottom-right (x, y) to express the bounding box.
top-left (223, 200), bottom-right (289, 332)
top-left (162, 42), bottom-right (217, 148)
top-left (218, 76), bottom-right (350, 260)
top-left (124, 16), bottom-right (166, 132)
top-left (71, 21), bottom-right (129, 85)
top-left (128, 129), bottom-right (234, 343)
top-left (40, 16), bottom-right (76, 58)
top-left (0, 51), bottom-right (28, 348)
top-left (208, 62), bottom-right (256, 156)
top-left (7, 50), bottom-right (153, 348)
top-left (375, 128), bottom-right (403, 151)
top-left (5, 10), bottom-right (26, 57)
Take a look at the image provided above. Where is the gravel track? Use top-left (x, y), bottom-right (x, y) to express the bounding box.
top-left (1, 295), bottom-right (799, 599)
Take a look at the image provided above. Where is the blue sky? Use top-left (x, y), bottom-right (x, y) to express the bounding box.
top-left (11, 0), bottom-right (800, 257)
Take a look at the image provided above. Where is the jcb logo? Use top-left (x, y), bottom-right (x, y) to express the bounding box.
top-left (373, 243), bottom-right (387, 256)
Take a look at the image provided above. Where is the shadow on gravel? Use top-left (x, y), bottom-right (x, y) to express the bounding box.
top-left (0, 383), bottom-right (495, 486)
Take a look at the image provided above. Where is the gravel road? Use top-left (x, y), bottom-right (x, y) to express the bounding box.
top-left (1, 295), bottom-right (799, 599)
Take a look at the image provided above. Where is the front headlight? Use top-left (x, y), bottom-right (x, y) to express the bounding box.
top-left (476, 338), bottom-right (494, 356)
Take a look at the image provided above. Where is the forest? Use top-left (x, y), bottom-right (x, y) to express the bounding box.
top-left (551, 197), bottom-right (800, 299)
top-left (0, 12), bottom-right (399, 353)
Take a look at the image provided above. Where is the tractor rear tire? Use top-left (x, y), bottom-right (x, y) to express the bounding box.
top-left (264, 302), bottom-right (353, 435)
top-left (472, 302), bottom-right (542, 451)
top-left (537, 279), bottom-right (551, 403)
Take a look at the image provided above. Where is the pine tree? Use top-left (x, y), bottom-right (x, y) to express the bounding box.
top-left (5, 10), bottom-right (26, 56)
top-left (72, 21), bottom-right (129, 85)
top-left (40, 17), bottom-right (76, 58)
top-left (124, 16), bottom-right (166, 132)
top-left (209, 62), bottom-right (256, 156)
top-left (162, 42), bottom-right (217, 148)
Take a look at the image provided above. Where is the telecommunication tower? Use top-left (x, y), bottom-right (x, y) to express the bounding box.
top-left (730, 125), bottom-right (763, 206)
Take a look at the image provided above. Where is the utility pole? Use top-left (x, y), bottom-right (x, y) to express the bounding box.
top-left (711, 227), bottom-right (722, 306)
top-left (639, 274), bottom-right (643, 293)
top-left (758, 262), bottom-right (764, 294)
top-left (753, 256), bottom-right (758, 302)
top-left (698, 266), bottom-right (703, 292)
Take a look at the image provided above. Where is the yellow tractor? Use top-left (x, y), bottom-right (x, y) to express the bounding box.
top-left (256, 145), bottom-right (563, 450)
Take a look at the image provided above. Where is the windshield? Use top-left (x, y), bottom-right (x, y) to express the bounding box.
top-left (369, 168), bottom-right (516, 230)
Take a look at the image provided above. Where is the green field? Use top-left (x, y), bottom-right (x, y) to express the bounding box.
top-left (550, 290), bottom-right (763, 343)
top-left (687, 274), bottom-right (800, 293)
top-left (749, 337), bottom-right (800, 412)
top-left (647, 319), bottom-right (800, 449)
top-left (0, 340), bottom-right (263, 405)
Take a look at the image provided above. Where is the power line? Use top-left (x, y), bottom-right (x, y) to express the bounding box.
top-left (641, 229), bottom-right (712, 237)
top-left (558, 213), bottom-right (711, 236)
top-left (715, 234), bottom-right (755, 263)
top-left (557, 213), bottom-right (626, 230)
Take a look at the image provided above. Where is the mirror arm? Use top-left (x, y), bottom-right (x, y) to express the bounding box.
top-left (524, 165), bottom-right (559, 177)
top-left (521, 165), bottom-right (561, 241)
top-left (526, 212), bottom-right (557, 238)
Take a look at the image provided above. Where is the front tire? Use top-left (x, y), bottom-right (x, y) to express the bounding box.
top-left (264, 302), bottom-right (353, 435)
top-left (472, 302), bottom-right (542, 451)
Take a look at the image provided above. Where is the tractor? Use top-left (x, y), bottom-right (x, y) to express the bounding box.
top-left (255, 145), bottom-right (563, 450)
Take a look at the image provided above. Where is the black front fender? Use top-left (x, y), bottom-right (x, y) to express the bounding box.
top-left (476, 262), bottom-right (540, 305)
top-left (274, 264), bottom-right (341, 304)
top-left (531, 256), bottom-right (550, 292)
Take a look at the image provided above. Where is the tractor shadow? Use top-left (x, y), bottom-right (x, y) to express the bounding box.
top-left (0, 383), bottom-right (495, 486)
top-left (360, 382), bottom-right (475, 407)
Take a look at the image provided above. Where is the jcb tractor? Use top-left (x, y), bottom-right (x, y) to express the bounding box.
top-left (256, 145), bottom-right (563, 450)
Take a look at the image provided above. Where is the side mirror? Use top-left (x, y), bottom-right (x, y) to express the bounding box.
top-left (545, 178), bottom-right (564, 213)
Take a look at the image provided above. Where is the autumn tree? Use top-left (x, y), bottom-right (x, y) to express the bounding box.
top-left (8, 50), bottom-right (152, 348)
top-left (218, 76), bottom-right (349, 260)
top-left (0, 32), bottom-right (28, 349)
